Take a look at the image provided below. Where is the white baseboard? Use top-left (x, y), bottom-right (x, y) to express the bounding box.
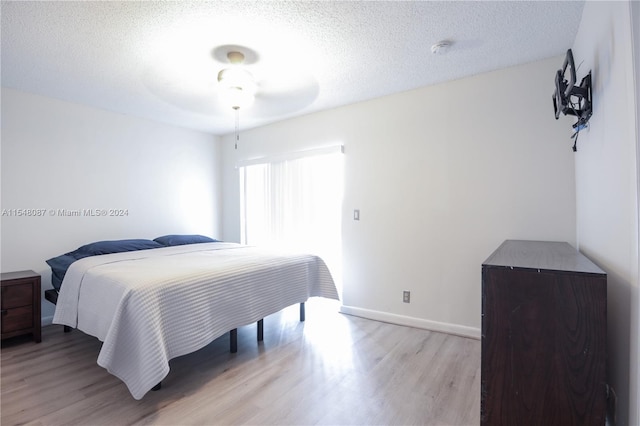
top-left (42, 307), bottom-right (481, 339)
top-left (339, 305), bottom-right (481, 340)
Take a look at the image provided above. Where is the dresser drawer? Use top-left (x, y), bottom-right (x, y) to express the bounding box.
top-left (1, 283), bottom-right (34, 309)
top-left (1, 305), bottom-right (34, 333)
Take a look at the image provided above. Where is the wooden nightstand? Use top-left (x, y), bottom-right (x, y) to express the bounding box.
top-left (1, 270), bottom-right (41, 343)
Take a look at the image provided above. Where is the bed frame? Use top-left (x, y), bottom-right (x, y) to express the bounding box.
top-left (44, 288), bottom-right (305, 391)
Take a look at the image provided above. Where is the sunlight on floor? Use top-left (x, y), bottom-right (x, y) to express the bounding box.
top-left (283, 298), bottom-right (356, 373)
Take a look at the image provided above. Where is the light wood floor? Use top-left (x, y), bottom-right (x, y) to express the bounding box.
top-left (1, 300), bottom-right (480, 425)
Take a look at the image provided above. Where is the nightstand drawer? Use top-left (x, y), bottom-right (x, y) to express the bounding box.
top-left (1, 305), bottom-right (33, 333)
top-left (1, 270), bottom-right (41, 343)
top-left (1, 284), bottom-right (33, 309)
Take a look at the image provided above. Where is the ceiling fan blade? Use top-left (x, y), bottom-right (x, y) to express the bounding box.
top-left (250, 75), bottom-right (319, 117)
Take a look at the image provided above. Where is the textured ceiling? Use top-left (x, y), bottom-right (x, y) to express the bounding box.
top-left (1, 1), bottom-right (585, 135)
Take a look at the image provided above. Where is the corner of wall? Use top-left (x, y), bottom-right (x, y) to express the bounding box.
top-left (629, 1), bottom-right (640, 424)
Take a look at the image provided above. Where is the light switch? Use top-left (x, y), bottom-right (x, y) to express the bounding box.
top-left (353, 209), bottom-right (360, 221)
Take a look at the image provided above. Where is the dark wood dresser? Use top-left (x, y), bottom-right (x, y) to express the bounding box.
top-left (481, 240), bottom-right (606, 425)
top-left (1, 270), bottom-right (41, 343)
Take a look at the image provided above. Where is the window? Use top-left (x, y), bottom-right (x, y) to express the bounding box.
top-left (239, 147), bottom-right (343, 288)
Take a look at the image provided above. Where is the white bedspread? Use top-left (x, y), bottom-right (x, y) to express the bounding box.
top-left (53, 242), bottom-right (339, 399)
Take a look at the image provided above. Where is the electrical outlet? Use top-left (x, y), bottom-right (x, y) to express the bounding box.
top-left (403, 291), bottom-right (410, 303)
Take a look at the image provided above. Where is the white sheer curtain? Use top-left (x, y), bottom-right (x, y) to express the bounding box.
top-left (239, 148), bottom-right (343, 288)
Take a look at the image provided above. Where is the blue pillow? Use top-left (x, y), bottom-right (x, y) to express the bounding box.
top-left (46, 254), bottom-right (78, 291)
top-left (46, 239), bottom-right (163, 291)
top-left (76, 239), bottom-right (163, 256)
top-left (154, 234), bottom-right (218, 246)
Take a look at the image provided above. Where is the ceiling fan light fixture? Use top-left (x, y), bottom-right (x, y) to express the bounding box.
top-left (218, 68), bottom-right (256, 109)
top-left (217, 68), bottom-right (255, 91)
top-left (219, 85), bottom-right (255, 110)
top-left (217, 53), bottom-right (257, 110)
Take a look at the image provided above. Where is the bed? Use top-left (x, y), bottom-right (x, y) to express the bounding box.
top-left (46, 236), bottom-right (339, 400)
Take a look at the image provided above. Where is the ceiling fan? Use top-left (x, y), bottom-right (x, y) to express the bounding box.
top-left (217, 51), bottom-right (257, 110)
top-left (213, 45), bottom-right (319, 117)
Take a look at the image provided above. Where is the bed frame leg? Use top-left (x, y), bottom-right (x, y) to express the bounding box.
top-left (300, 302), bottom-right (305, 322)
top-left (230, 329), bottom-right (238, 353)
top-left (257, 319), bottom-right (264, 342)
top-left (152, 382), bottom-right (162, 391)
top-left (63, 325), bottom-right (72, 333)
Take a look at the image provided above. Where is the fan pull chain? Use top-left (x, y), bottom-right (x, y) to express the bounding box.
top-left (234, 106), bottom-right (240, 150)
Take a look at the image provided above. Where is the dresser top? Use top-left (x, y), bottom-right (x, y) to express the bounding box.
top-left (483, 240), bottom-right (605, 275)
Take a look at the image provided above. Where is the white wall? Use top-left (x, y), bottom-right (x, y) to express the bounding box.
top-left (221, 56), bottom-right (577, 338)
top-left (571, 1), bottom-right (639, 425)
top-left (1, 88), bottom-right (222, 322)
